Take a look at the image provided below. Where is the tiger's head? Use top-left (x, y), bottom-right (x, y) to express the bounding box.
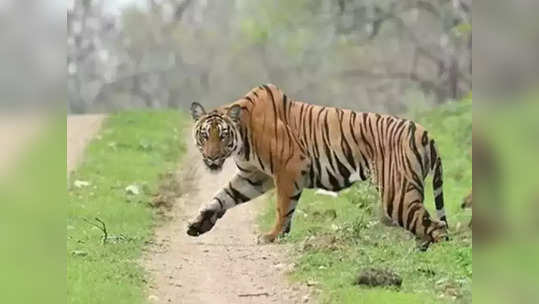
top-left (190, 102), bottom-right (242, 172)
top-left (418, 210), bottom-right (449, 250)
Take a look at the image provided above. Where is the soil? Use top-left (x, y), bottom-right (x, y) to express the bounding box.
top-left (66, 116), bottom-right (310, 303)
top-left (67, 114), bottom-right (105, 172)
top-left (144, 134), bottom-right (311, 304)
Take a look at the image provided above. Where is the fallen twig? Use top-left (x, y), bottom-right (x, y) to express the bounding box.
top-left (83, 217), bottom-right (108, 245)
top-left (238, 292), bottom-right (270, 297)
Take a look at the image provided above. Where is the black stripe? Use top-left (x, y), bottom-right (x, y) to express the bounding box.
top-left (326, 168), bottom-right (340, 190)
top-left (422, 131), bottom-right (429, 146)
top-left (323, 109), bottom-right (330, 144)
top-left (430, 140), bottom-right (437, 171)
top-left (361, 113), bottom-right (375, 158)
top-left (308, 163), bottom-right (315, 187)
top-left (269, 149), bottom-right (274, 173)
top-left (410, 217), bottom-right (419, 235)
top-left (242, 128), bottom-right (250, 161)
top-left (349, 112), bottom-right (360, 146)
top-left (290, 192), bottom-right (302, 201)
top-left (279, 127), bottom-right (286, 161)
top-left (240, 175), bottom-right (263, 187)
top-left (285, 208), bottom-right (296, 217)
top-left (312, 122), bottom-right (320, 158)
top-left (245, 96), bottom-right (254, 104)
top-left (299, 103), bottom-right (306, 128)
top-left (263, 85), bottom-right (278, 140)
top-left (405, 155), bottom-right (423, 193)
top-left (433, 158), bottom-right (443, 188)
top-left (236, 164), bottom-right (251, 172)
top-left (282, 94), bottom-right (288, 123)
top-left (223, 188), bottom-right (236, 203)
top-left (301, 105), bottom-right (309, 148)
top-left (409, 122), bottom-right (425, 177)
top-left (358, 162), bottom-right (367, 181)
top-left (215, 197), bottom-right (225, 210)
top-left (407, 182), bottom-right (420, 193)
top-left (406, 204), bottom-right (421, 230)
top-left (409, 211), bottom-right (420, 234)
top-left (227, 183), bottom-right (250, 204)
top-left (256, 155), bottom-right (265, 171)
top-left (386, 184), bottom-right (394, 218)
top-left (435, 192), bottom-right (444, 210)
top-left (339, 111), bottom-right (357, 171)
top-left (334, 152), bottom-right (351, 183)
top-left (397, 185), bottom-right (408, 227)
top-left (322, 111), bottom-right (336, 172)
top-left (308, 106), bottom-right (314, 143)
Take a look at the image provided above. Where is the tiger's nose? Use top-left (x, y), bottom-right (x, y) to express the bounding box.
top-left (207, 155), bottom-right (220, 161)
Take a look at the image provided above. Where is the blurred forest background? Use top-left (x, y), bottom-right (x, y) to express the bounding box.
top-left (68, 0), bottom-right (471, 114)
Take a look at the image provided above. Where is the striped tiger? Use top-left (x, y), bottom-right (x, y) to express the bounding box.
top-left (187, 84), bottom-right (448, 248)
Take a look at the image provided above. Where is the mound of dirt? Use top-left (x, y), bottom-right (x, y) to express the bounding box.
top-left (355, 268), bottom-right (402, 288)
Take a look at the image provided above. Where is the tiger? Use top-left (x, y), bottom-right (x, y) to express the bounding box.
top-left (187, 84), bottom-right (448, 248)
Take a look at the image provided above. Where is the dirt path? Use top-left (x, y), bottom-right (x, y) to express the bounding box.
top-left (0, 114), bottom-right (44, 176)
top-left (67, 114), bottom-right (106, 173)
top-left (144, 136), bottom-right (311, 304)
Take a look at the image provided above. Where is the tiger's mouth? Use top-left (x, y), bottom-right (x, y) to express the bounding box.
top-left (207, 163), bottom-right (222, 171)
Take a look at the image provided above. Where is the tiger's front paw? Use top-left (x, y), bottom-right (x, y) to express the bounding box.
top-left (186, 210), bottom-right (218, 237)
top-left (256, 233), bottom-right (276, 244)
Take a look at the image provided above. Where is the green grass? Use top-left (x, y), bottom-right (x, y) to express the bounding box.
top-left (67, 111), bottom-right (187, 304)
top-left (472, 95), bottom-right (539, 304)
top-left (259, 99), bottom-right (472, 303)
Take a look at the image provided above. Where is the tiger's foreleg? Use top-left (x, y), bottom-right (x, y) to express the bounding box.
top-left (398, 180), bottom-right (448, 250)
top-left (186, 170), bottom-right (273, 237)
top-left (258, 172), bottom-right (303, 243)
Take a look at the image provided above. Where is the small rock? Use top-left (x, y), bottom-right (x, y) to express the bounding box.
top-left (74, 180), bottom-right (90, 188)
top-left (125, 184), bottom-right (140, 195)
top-left (355, 268), bottom-right (402, 287)
top-left (302, 295), bottom-right (310, 303)
top-left (148, 295), bottom-right (159, 301)
top-left (315, 189), bottom-right (338, 197)
top-left (71, 250), bottom-right (87, 257)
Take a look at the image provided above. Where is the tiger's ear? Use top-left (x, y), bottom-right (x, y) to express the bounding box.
top-left (227, 104), bottom-right (242, 123)
top-left (191, 102), bottom-right (206, 121)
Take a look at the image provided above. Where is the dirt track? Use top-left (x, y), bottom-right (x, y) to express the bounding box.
top-left (67, 114), bottom-right (105, 172)
top-left (144, 135), bottom-right (311, 304)
top-left (66, 115), bottom-right (309, 303)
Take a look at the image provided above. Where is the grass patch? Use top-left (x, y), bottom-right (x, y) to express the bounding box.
top-left (259, 99), bottom-right (472, 303)
top-left (67, 111), bottom-right (188, 304)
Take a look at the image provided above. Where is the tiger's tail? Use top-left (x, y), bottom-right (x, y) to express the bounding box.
top-left (430, 140), bottom-right (447, 226)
